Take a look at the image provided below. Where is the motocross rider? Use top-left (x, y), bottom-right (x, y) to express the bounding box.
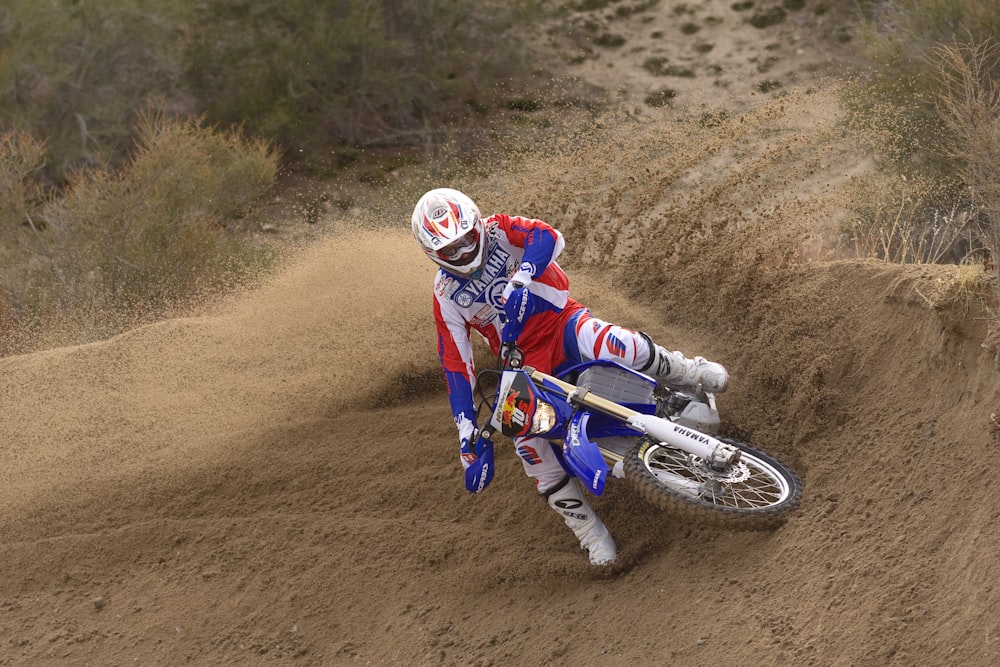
top-left (412, 188), bottom-right (729, 566)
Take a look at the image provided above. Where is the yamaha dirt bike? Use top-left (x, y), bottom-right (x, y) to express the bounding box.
top-left (466, 343), bottom-right (802, 529)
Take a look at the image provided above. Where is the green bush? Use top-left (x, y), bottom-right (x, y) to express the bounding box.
top-left (0, 0), bottom-right (548, 180)
top-left (0, 0), bottom-right (192, 181)
top-left (183, 0), bottom-right (546, 172)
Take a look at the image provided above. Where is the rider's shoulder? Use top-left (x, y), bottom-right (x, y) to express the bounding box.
top-left (484, 213), bottom-right (507, 228)
top-left (485, 216), bottom-right (515, 243)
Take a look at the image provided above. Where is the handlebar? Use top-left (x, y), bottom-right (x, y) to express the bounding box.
top-left (500, 341), bottom-right (523, 370)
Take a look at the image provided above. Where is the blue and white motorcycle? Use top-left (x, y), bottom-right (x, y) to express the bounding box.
top-left (467, 344), bottom-right (802, 529)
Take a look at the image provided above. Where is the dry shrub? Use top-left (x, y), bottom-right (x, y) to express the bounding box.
top-left (0, 114), bottom-right (280, 355)
top-left (848, 1), bottom-right (1000, 274)
top-left (930, 37), bottom-right (1000, 281)
top-left (0, 130), bottom-right (50, 343)
top-left (848, 173), bottom-right (974, 264)
top-left (921, 262), bottom-right (992, 310)
top-left (0, 131), bottom-right (47, 225)
top-left (888, 261), bottom-right (994, 312)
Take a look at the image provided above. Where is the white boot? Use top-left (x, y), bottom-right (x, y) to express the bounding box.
top-left (642, 337), bottom-right (729, 393)
top-left (544, 477), bottom-right (617, 566)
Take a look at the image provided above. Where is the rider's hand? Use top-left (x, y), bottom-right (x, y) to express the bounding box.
top-left (463, 433), bottom-right (495, 494)
top-left (458, 418), bottom-right (478, 470)
top-left (502, 270), bottom-right (533, 302)
top-left (459, 431), bottom-right (478, 471)
top-left (501, 285), bottom-right (535, 343)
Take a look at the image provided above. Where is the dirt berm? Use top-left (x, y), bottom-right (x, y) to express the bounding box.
top-left (2, 87), bottom-right (1000, 665)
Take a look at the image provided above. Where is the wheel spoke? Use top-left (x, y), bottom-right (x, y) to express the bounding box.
top-left (645, 444), bottom-right (792, 510)
top-left (625, 437), bottom-right (801, 527)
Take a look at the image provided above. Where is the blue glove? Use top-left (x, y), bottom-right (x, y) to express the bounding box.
top-left (463, 434), bottom-right (495, 494)
top-left (501, 285), bottom-right (535, 343)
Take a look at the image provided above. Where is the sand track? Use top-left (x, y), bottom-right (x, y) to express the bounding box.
top-left (2, 222), bottom-right (998, 665)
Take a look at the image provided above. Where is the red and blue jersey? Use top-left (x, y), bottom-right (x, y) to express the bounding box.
top-left (433, 214), bottom-right (579, 436)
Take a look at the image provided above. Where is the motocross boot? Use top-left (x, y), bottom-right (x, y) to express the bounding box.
top-left (640, 334), bottom-right (729, 393)
top-left (544, 477), bottom-right (617, 566)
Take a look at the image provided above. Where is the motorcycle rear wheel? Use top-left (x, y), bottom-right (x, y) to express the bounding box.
top-left (623, 435), bottom-right (802, 530)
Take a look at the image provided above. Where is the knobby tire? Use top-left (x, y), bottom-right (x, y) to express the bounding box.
top-left (623, 435), bottom-right (803, 530)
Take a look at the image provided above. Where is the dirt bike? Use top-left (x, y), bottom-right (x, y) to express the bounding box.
top-left (466, 343), bottom-right (802, 529)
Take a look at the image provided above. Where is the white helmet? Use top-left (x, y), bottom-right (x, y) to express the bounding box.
top-left (411, 188), bottom-right (486, 276)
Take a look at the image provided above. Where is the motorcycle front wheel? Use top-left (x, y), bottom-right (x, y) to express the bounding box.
top-left (623, 435), bottom-right (802, 530)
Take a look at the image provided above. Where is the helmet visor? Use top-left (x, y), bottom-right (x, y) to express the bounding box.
top-left (436, 225), bottom-right (480, 265)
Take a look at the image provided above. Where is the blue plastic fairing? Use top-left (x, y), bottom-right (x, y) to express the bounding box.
top-left (581, 411), bottom-right (646, 438)
top-left (564, 412), bottom-right (608, 495)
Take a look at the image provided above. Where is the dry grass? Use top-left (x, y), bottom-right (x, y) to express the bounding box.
top-left (913, 262), bottom-right (992, 310)
top-left (848, 174), bottom-right (974, 264)
top-left (930, 37), bottom-right (1000, 282)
